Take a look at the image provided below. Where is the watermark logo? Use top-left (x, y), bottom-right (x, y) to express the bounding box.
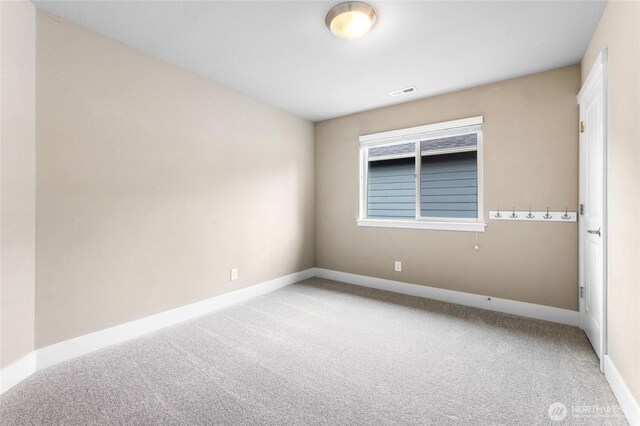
top-left (548, 402), bottom-right (624, 421)
top-left (548, 402), bottom-right (568, 421)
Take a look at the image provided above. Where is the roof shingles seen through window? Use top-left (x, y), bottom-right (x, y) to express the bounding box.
top-left (368, 134), bottom-right (477, 160)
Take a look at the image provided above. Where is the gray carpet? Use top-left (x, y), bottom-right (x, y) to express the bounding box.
top-left (0, 278), bottom-right (627, 425)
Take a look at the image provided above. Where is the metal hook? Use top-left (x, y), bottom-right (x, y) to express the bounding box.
top-left (543, 207), bottom-right (552, 219)
top-left (526, 207), bottom-right (535, 219)
top-left (509, 207), bottom-right (518, 219)
top-left (495, 206), bottom-right (502, 219)
top-left (562, 208), bottom-right (571, 220)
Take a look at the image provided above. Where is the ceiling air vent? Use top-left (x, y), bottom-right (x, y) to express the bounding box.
top-left (389, 86), bottom-right (417, 97)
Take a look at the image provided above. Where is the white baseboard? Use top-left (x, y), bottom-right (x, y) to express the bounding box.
top-left (605, 355), bottom-right (640, 425)
top-left (314, 268), bottom-right (580, 326)
top-left (0, 352), bottom-right (36, 395)
top-left (36, 268), bottom-right (315, 371)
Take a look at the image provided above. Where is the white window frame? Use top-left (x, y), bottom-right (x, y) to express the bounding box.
top-left (358, 116), bottom-right (486, 232)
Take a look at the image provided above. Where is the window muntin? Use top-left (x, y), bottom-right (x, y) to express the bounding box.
top-left (359, 117), bottom-right (484, 231)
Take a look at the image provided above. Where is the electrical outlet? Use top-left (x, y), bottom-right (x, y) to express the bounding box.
top-left (230, 268), bottom-right (238, 281)
top-left (394, 261), bottom-right (402, 272)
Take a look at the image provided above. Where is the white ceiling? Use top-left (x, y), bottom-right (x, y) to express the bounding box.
top-left (33, 1), bottom-right (606, 122)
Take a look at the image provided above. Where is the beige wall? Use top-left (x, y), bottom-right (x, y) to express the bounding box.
top-left (581, 0), bottom-right (640, 406)
top-left (36, 11), bottom-right (314, 348)
top-left (315, 66), bottom-right (580, 310)
top-left (0, 1), bottom-right (37, 369)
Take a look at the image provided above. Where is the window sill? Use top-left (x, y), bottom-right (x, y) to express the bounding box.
top-left (356, 219), bottom-right (487, 232)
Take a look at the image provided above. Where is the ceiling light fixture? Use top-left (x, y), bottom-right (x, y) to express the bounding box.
top-left (325, 2), bottom-right (377, 40)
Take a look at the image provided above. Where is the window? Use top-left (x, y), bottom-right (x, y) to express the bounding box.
top-left (358, 116), bottom-right (485, 232)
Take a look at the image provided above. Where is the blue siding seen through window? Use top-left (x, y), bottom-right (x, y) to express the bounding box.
top-left (367, 150), bottom-right (478, 219)
top-left (421, 151), bottom-right (477, 218)
top-left (367, 157), bottom-right (415, 218)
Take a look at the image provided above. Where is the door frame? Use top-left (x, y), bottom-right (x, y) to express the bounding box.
top-left (577, 49), bottom-right (608, 372)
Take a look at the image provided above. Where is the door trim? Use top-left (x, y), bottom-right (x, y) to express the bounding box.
top-left (577, 49), bottom-right (608, 372)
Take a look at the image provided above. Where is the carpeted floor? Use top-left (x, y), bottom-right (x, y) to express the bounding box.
top-left (0, 278), bottom-right (627, 425)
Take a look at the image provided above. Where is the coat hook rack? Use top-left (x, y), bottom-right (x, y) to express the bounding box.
top-left (490, 207), bottom-right (576, 222)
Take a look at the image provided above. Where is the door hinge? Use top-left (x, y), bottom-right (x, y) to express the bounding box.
top-left (580, 286), bottom-right (585, 298)
top-left (579, 204), bottom-right (584, 215)
top-left (580, 121), bottom-right (585, 133)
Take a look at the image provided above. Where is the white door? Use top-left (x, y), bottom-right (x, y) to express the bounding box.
top-left (578, 51), bottom-right (607, 371)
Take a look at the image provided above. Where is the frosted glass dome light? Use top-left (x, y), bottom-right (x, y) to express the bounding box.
top-left (325, 2), bottom-right (377, 40)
